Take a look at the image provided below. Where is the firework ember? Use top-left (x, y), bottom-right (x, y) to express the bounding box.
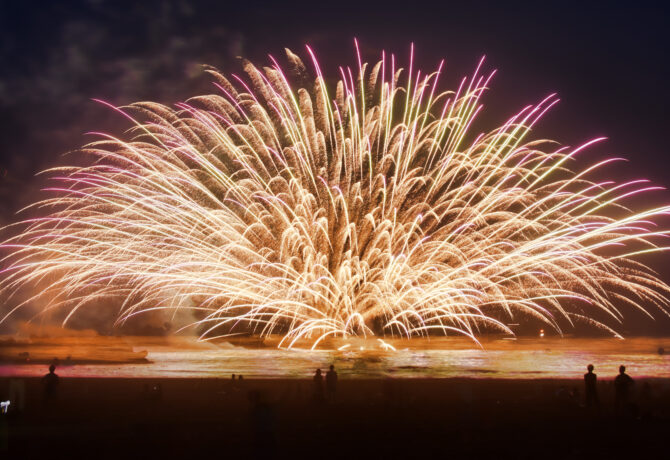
top-left (2, 45), bottom-right (669, 348)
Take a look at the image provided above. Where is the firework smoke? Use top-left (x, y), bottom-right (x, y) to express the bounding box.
top-left (2, 45), bottom-right (669, 348)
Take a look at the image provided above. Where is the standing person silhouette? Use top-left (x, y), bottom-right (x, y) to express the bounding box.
top-left (248, 390), bottom-right (276, 456)
top-left (42, 364), bottom-right (59, 405)
top-left (584, 364), bottom-right (599, 410)
top-left (313, 369), bottom-right (324, 403)
top-left (614, 365), bottom-right (634, 415)
top-left (326, 364), bottom-right (338, 403)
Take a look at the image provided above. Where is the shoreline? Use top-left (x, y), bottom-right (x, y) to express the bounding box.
top-left (3, 374), bottom-right (670, 411)
top-left (2, 334), bottom-right (669, 380)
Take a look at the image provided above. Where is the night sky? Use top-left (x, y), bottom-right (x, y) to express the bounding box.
top-left (1, 0), bottom-right (669, 333)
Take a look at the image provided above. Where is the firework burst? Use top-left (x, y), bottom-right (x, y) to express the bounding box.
top-left (2, 44), bottom-right (670, 349)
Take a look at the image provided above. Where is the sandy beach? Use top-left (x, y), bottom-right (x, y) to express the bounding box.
top-left (2, 375), bottom-right (670, 459)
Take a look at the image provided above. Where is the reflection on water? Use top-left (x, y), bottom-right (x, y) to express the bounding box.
top-left (1, 336), bottom-right (669, 379)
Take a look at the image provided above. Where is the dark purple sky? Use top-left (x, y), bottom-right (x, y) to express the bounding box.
top-left (1, 0), bottom-right (669, 333)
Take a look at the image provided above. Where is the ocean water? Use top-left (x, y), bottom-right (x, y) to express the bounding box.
top-left (1, 336), bottom-right (669, 379)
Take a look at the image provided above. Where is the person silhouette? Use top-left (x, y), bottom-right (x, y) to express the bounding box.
top-left (8, 378), bottom-right (26, 414)
top-left (42, 364), bottom-right (59, 404)
top-left (614, 365), bottom-right (634, 414)
top-left (248, 390), bottom-right (276, 456)
top-left (639, 381), bottom-right (653, 419)
top-left (313, 369), bottom-right (324, 403)
top-left (326, 364), bottom-right (338, 403)
top-left (584, 364), bottom-right (599, 409)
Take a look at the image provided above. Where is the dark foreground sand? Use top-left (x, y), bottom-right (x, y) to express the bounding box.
top-left (1, 376), bottom-right (670, 459)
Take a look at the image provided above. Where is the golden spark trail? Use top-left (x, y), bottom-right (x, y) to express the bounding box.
top-left (2, 47), bottom-right (670, 349)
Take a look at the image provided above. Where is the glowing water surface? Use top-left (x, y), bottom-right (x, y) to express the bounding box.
top-left (1, 336), bottom-right (669, 379)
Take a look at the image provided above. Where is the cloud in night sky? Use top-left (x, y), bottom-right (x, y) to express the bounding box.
top-left (0, 1), bottom-right (249, 223)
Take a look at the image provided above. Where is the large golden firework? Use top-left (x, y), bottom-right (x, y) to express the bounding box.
top-left (2, 45), bottom-right (669, 348)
